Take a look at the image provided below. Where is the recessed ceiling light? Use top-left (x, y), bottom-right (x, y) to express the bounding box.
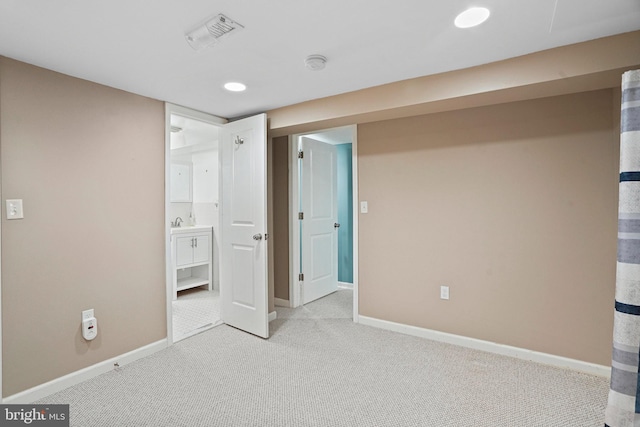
top-left (454, 7), bottom-right (490, 28)
top-left (224, 82), bottom-right (247, 92)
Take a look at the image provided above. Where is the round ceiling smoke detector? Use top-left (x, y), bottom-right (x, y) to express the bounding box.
top-left (305, 55), bottom-right (327, 71)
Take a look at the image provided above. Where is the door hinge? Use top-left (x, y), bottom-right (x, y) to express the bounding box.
top-left (298, 151), bottom-right (304, 159)
top-left (298, 212), bottom-right (304, 220)
top-left (299, 273), bottom-right (304, 281)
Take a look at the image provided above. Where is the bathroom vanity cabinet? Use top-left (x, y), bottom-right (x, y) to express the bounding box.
top-left (170, 226), bottom-right (213, 300)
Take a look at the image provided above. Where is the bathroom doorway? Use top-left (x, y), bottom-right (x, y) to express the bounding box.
top-left (165, 104), bottom-right (270, 343)
top-left (167, 108), bottom-right (224, 342)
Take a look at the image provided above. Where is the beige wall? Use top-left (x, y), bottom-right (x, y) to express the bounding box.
top-left (265, 34), bottom-right (634, 366)
top-left (268, 31), bottom-right (640, 137)
top-left (0, 58), bottom-right (166, 396)
top-left (358, 89), bottom-right (618, 365)
top-left (272, 136), bottom-right (290, 301)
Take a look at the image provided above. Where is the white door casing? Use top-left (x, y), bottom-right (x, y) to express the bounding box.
top-left (165, 103), bottom-right (226, 345)
top-left (301, 137), bottom-right (338, 304)
top-left (288, 125), bottom-right (359, 320)
top-left (220, 114), bottom-right (269, 338)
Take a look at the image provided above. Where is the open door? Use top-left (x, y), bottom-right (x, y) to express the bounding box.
top-left (220, 113), bottom-right (269, 338)
top-left (301, 136), bottom-right (338, 304)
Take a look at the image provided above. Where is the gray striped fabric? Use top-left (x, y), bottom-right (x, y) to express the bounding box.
top-left (605, 69), bottom-right (640, 427)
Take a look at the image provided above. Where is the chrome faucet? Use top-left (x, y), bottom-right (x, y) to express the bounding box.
top-left (171, 217), bottom-right (183, 227)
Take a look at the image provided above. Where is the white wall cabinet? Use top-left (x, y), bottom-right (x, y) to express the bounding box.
top-left (171, 226), bottom-right (212, 300)
top-left (170, 162), bottom-right (192, 202)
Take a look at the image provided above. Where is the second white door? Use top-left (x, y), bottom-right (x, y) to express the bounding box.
top-left (301, 137), bottom-right (338, 304)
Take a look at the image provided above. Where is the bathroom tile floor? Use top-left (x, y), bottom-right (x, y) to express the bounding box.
top-left (172, 287), bottom-right (220, 342)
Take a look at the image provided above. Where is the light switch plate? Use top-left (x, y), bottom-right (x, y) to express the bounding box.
top-left (360, 201), bottom-right (368, 214)
top-left (440, 286), bottom-right (450, 300)
top-left (6, 199), bottom-right (24, 219)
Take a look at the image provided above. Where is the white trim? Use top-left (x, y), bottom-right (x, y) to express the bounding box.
top-left (338, 282), bottom-right (353, 289)
top-left (351, 126), bottom-right (359, 323)
top-left (165, 103), bottom-right (227, 126)
top-left (164, 104), bottom-right (174, 345)
top-left (173, 321), bottom-right (223, 343)
top-left (269, 311), bottom-right (277, 322)
top-left (3, 339), bottom-right (167, 404)
top-left (359, 316), bottom-right (611, 377)
top-left (164, 103), bottom-right (227, 346)
top-left (289, 135), bottom-right (302, 308)
top-left (274, 298), bottom-right (290, 307)
top-left (0, 145), bottom-right (3, 402)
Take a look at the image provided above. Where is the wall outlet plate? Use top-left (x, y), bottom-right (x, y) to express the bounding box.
top-left (82, 309), bottom-right (94, 321)
top-left (6, 199), bottom-right (24, 219)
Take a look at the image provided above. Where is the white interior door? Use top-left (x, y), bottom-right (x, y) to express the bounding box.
top-left (301, 137), bottom-right (338, 304)
top-left (220, 113), bottom-right (269, 338)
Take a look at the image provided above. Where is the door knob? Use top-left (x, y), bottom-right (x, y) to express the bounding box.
top-left (334, 223), bottom-right (341, 229)
top-left (253, 233), bottom-right (263, 241)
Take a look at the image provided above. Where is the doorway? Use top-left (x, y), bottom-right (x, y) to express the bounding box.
top-left (165, 104), bottom-right (270, 343)
top-left (285, 125), bottom-right (359, 320)
top-left (167, 108), bottom-right (224, 342)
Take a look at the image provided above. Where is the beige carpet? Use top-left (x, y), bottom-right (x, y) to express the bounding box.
top-left (38, 290), bottom-right (608, 426)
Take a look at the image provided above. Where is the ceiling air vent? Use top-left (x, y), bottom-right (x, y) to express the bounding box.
top-left (185, 14), bottom-right (245, 51)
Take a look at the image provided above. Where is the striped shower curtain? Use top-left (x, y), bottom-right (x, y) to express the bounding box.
top-left (605, 69), bottom-right (640, 427)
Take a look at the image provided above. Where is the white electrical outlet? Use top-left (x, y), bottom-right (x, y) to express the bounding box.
top-left (440, 286), bottom-right (450, 300)
top-left (82, 309), bottom-right (97, 341)
top-left (6, 199), bottom-right (24, 219)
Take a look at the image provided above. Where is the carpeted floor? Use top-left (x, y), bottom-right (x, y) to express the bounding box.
top-left (38, 290), bottom-right (608, 426)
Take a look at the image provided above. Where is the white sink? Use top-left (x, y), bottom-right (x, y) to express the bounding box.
top-left (170, 225), bottom-right (212, 235)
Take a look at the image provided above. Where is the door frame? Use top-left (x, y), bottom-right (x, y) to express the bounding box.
top-left (288, 125), bottom-right (359, 322)
top-left (164, 103), bottom-right (226, 345)
top-left (0, 155), bottom-right (3, 402)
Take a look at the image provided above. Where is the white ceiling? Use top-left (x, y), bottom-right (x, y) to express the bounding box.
top-left (170, 115), bottom-right (219, 153)
top-left (1, 0), bottom-right (639, 120)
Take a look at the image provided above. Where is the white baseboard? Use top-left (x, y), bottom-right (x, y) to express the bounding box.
top-left (274, 298), bottom-right (290, 307)
top-left (338, 282), bottom-right (353, 289)
top-left (269, 311), bottom-right (277, 322)
top-left (3, 339), bottom-right (167, 404)
top-left (358, 316), bottom-right (610, 378)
